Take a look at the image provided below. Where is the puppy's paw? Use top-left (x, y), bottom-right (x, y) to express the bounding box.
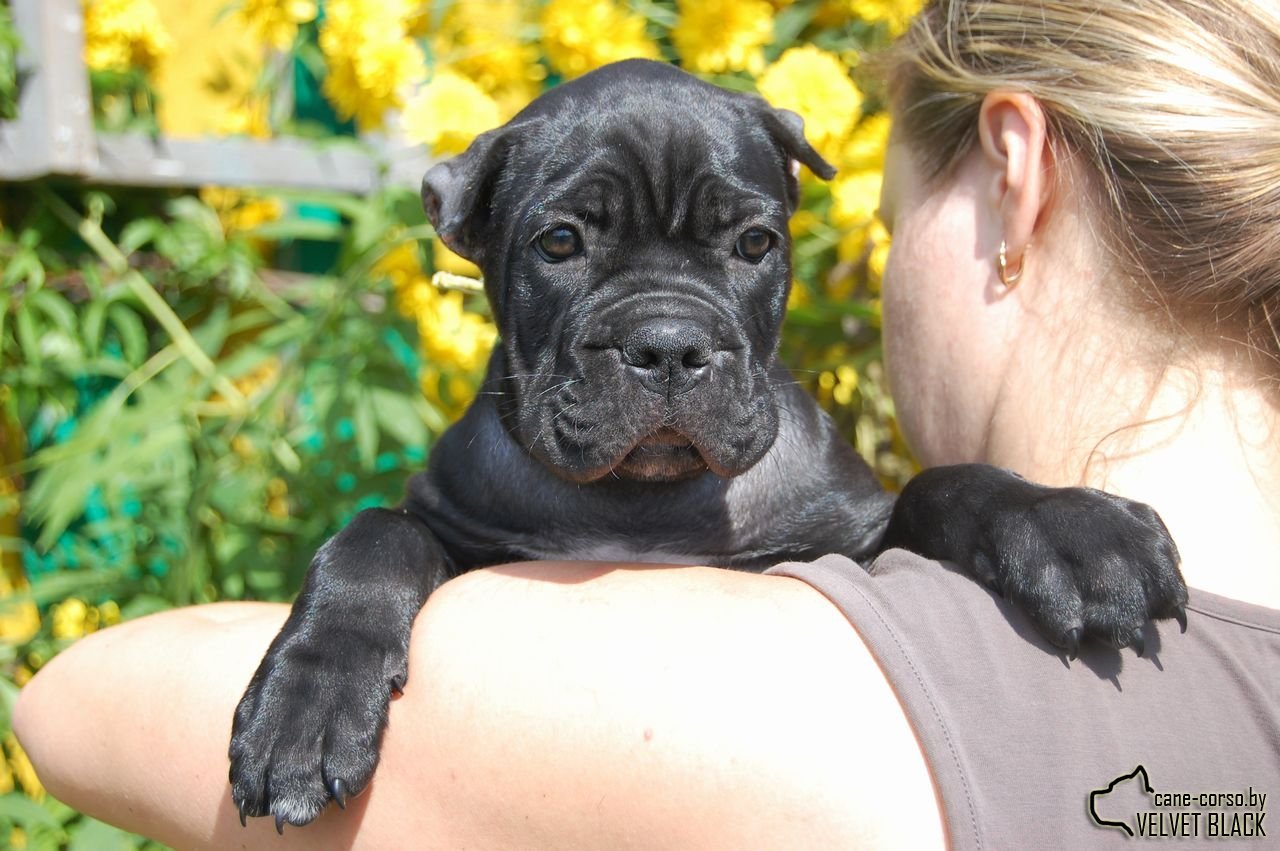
top-left (228, 629), bottom-right (408, 829)
top-left (977, 486), bottom-right (1187, 657)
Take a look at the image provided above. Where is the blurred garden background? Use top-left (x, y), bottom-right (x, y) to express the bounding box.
top-left (0, 0), bottom-right (920, 846)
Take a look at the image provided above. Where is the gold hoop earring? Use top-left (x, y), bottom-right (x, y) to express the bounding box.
top-left (998, 240), bottom-right (1025, 289)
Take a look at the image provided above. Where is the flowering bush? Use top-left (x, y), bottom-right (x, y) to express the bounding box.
top-left (1, 0), bottom-right (922, 845)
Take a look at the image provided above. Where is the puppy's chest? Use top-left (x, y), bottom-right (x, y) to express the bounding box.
top-left (515, 539), bottom-right (719, 567)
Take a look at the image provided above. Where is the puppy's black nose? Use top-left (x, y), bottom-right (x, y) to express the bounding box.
top-left (622, 319), bottom-right (715, 395)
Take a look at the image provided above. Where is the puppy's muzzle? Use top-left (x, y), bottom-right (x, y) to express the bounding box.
top-left (621, 317), bottom-right (715, 396)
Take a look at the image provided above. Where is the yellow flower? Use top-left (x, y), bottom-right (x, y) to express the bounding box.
top-left (99, 600), bottom-right (121, 626)
top-left (11, 665), bottom-right (34, 688)
top-left (433, 239), bottom-right (481, 279)
top-left (378, 242), bottom-right (497, 379)
top-left (82, 0), bottom-right (171, 73)
top-left (432, 1), bottom-right (545, 119)
top-left (0, 598), bottom-right (38, 643)
top-left (199, 187), bottom-right (283, 235)
top-left (319, 0), bottom-right (424, 131)
top-left (267, 477), bottom-right (289, 518)
top-left (402, 71), bottom-right (502, 156)
top-left (672, 0), bottom-right (774, 75)
top-left (50, 598), bottom-right (91, 640)
top-left (857, 0), bottom-right (926, 36)
top-left (541, 0), bottom-right (660, 80)
top-left (819, 365), bottom-right (860, 406)
top-left (420, 367), bottom-right (482, 417)
top-left (375, 241), bottom-right (423, 289)
top-left (0, 398), bottom-right (26, 648)
top-left (788, 208), bottom-right (823, 242)
top-left (827, 168), bottom-right (888, 290)
top-left (820, 0), bottom-right (926, 36)
top-left (786, 277), bottom-right (809, 309)
top-left (866, 218), bottom-right (891, 294)
top-left (0, 762), bottom-right (11, 796)
top-left (3, 735), bottom-right (43, 800)
top-left (839, 112), bottom-right (891, 172)
top-left (215, 96), bottom-right (272, 138)
top-left (231, 356), bottom-right (282, 400)
top-left (757, 45), bottom-right (862, 160)
top-left (239, 0), bottom-right (318, 50)
top-left (830, 170), bottom-right (882, 230)
top-left (418, 288), bottom-right (498, 374)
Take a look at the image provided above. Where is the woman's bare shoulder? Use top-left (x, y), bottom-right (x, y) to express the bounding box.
top-left (16, 563), bottom-right (944, 850)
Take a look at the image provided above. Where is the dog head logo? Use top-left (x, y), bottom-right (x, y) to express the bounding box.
top-left (1091, 765), bottom-right (1157, 836)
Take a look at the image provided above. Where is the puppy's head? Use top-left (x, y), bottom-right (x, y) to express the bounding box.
top-left (423, 59), bottom-right (834, 483)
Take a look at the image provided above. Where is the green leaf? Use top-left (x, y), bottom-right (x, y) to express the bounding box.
top-left (83, 297), bottom-right (109, 355)
top-left (190, 301), bottom-right (230, 358)
top-left (768, 0), bottom-right (821, 62)
top-left (1, 249), bottom-right (45, 291)
top-left (416, 394), bottom-right (448, 433)
top-left (353, 387), bottom-right (378, 470)
top-left (68, 817), bottom-right (139, 851)
top-left (76, 357), bottom-right (133, 379)
top-left (0, 289), bottom-right (9, 349)
top-left (785, 299), bottom-right (882, 325)
top-left (0, 793), bottom-right (61, 828)
top-left (118, 595), bottom-right (175, 620)
top-left (17, 570), bottom-right (129, 608)
top-left (371, 387), bottom-right (428, 449)
top-left (28, 288), bottom-right (78, 335)
top-left (0, 676), bottom-right (17, 725)
top-left (242, 218), bottom-right (345, 242)
top-left (271, 437), bottom-right (302, 473)
top-left (106, 303), bottom-right (148, 365)
top-left (14, 301), bottom-right (41, 365)
top-left (166, 196), bottom-right (225, 244)
top-left (117, 218), bottom-right (165, 255)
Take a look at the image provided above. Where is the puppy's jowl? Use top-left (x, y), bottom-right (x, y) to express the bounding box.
top-left (230, 60), bottom-right (1187, 828)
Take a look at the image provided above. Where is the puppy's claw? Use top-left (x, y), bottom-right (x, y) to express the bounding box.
top-left (330, 778), bottom-right (348, 810)
top-left (237, 799), bottom-right (247, 828)
top-left (1132, 626), bottom-right (1146, 658)
top-left (275, 813), bottom-right (285, 835)
top-left (1064, 627), bottom-right (1082, 662)
top-left (390, 674), bottom-right (406, 698)
top-left (1174, 605), bottom-right (1188, 633)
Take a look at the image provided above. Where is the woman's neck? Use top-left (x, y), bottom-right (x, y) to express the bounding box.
top-left (990, 352), bottom-right (1280, 609)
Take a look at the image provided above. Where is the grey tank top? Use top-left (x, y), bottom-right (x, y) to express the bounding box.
top-left (767, 551), bottom-right (1280, 849)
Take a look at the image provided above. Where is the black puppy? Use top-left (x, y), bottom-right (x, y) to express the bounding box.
top-left (230, 60), bottom-right (1186, 829)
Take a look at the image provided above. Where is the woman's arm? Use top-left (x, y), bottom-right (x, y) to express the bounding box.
top-left (14, 562), bottom-right (945, 850)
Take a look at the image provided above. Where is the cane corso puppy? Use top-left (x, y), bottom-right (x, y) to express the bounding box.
top-left (230, 60), bottom-right (1186, 828)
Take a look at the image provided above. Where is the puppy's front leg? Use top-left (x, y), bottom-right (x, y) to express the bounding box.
top-left (229, 507), bottom-right (450, 830)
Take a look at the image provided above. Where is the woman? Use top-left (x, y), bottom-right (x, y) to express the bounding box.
top-left (15, 1), bottom-right (1280, 847)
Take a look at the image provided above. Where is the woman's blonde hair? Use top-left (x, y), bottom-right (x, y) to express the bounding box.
top-left (888, 0), bottom-right (1280, 365)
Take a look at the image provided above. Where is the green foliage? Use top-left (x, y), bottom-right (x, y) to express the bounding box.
top-left (89, 67), bottom-right (161, 135)
top-left (2, 182), bottom-right (443, 623)
top-left (0, 793), bottom-right (168, 851)
top-left (0, 2), bottom-right (19, 121)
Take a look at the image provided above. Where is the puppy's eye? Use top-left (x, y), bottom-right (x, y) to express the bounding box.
top-left (735, 228), bottom-right (773, 262)
top-left (536, 225), bottom-right (582, 262)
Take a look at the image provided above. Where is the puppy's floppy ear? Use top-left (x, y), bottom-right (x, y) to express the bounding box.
top-left (761, 107), bottom-right (837, 210)
top-left (421, 126), bottom-right (510, 266)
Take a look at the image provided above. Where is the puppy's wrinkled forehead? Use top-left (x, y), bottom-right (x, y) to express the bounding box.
top-left (531, 113), bottom-right (787, 238)
top-left (499, 62), bottom-right (793, 228)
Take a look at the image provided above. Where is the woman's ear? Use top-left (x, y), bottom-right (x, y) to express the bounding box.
top-left (977, 92), bottom-right (1053, 262)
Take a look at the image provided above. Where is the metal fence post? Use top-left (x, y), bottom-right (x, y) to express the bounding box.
top-left (0, 0), bottom-right (95, 180)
